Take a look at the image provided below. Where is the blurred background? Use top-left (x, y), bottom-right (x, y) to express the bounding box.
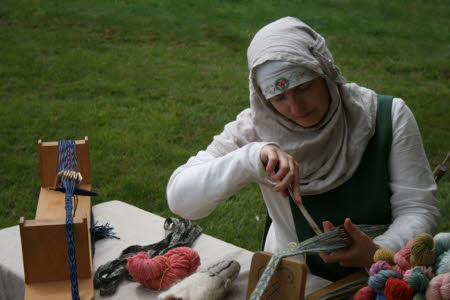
top-left (1, 0), bottom-right (448, 251)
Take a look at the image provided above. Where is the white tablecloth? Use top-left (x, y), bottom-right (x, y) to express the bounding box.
top-left (0, 200), bottom-right (254, 300)
top-left (0, 200), bottom-right (331, 300)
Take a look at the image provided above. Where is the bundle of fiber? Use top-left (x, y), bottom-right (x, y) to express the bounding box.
top-left (94, 218), bottom-right (202, 296)
top-left (355, 231), bottom-right (450, 300)
top-left (127, 247), bottom-right (200, 290)
top-left (158, 260), bottom-right (240, 300)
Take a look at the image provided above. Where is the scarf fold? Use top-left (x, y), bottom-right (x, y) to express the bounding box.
top-left (207, 16), bottom-right (377, 195)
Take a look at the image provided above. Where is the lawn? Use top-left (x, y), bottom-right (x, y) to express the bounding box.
top-left (1, 0), bottom-right (448, 251)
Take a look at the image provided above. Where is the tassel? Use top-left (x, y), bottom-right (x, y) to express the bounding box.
top-left (91, 222), bottom-right (120, 241)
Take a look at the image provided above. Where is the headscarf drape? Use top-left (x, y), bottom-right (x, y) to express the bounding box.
top-left (206, 17), bottom-right (378, 195)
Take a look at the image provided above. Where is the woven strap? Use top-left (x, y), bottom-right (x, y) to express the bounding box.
top-left (58, 140), bottom-right (81, 300)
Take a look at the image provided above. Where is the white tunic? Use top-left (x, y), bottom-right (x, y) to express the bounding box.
top-left (166, 97), bottom-right (441, 291)
top-left (167, 97), bottom-right (440, 253)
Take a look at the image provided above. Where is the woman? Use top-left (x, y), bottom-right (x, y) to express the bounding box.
top-left (166, 17), bottom-right (440, 290)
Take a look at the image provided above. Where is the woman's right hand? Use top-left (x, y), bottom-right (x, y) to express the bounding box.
top-left (260, 145), bottom-right (302, 204)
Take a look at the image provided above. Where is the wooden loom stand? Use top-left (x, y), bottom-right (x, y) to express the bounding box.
top-left (19, 137), bottom-right (94, 300)
top-left (246, 251), bottom-right (365, 300)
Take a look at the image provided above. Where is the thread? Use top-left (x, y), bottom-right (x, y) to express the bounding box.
top-left (410, 233), bottom-right (435, 267)
top-left (407, 267), bottom-right (429, 292)
top-left (368, 269), bottom-right (399, 294)
top-left (384, 277), bottom-right (415, 300)
top-left (433, 232), bottom-right (450, 257)
top-left (374, 248), bottom-right (396, 265)
top-left (435, 249), bottom-right (450, 275)
top-left (425, 273), bottom-right (450, 300)
top-left (127, 247), bottom-right (200, 290)
top-left (370, 261), bottom-right (393, 276)
top-left (353, 286), bottom-right (376, 300)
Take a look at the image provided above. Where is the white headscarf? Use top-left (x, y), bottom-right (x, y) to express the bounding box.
top-left (207, 17), bottom-right (378, 195)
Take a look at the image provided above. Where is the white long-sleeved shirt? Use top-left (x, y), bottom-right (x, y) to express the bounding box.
top-left (166, 98), bottom-right (441, 288)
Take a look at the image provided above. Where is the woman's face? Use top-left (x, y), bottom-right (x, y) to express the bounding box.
top-left (268, 77), bottom-right (330, 127)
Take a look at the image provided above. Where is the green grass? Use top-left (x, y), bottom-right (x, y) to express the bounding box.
top-left (1, 0), bottom-right (448, 251)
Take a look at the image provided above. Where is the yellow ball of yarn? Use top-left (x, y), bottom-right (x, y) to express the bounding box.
top-left (373, 248), bottom-right (395, 264)
top-left (410, 233), bottom-right (435, 266)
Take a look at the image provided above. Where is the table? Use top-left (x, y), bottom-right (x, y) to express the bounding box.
top-left (0, 200), bottom-right (331, 300)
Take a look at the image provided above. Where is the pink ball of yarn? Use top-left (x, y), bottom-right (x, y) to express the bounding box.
top-left (384, 278), bottom-right (415, 300)
top-left (395, 265), bottom-right (406, 277)
top-left (425, 273), bottom-right (450, 300)
top-left (403, 266), bottom-right (434, 281)
top-left (394, 239), bottom-right (414, 272)
top-left (126, 247), bottom-right (200, 290)
top-left (354, 286), bottom-right (376, 300)
top-left (370, 261), bottom-right (393, 276)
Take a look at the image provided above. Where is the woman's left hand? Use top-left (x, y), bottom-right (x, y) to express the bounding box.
top-left (319, 218), bottom-right (379, 268)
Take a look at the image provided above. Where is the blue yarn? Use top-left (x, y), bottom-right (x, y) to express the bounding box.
top-left (376, 295), bottom-right (388, 300)
top-left (433, 232), bottom-right (450, 257)
top-left (408, 267), bottom-right (429, 292)
top-left (91, 222), bottom-right (118, 241)
top-left (90, 207), bottom-right (119, 257)
top-left (58, 140), bottom-right (80, 300)
top-left (368, 269), bottom-right (399, 294)
top-left (435, 249), bottom-right (450, 275)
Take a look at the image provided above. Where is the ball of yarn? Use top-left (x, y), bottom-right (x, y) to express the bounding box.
top-left (368, 269), bottom-right (399, 294)
top-left (395, 265), bottom-right (406, 278)
top-left (410, 233), bottom-right (435, 267)
top-left (433, 232), bottom-right (450, 257)
top-left (435, 249), bottom-right (450, 275)
top-left (376, 295), bottom-right (388, 300)
top-left (384, 277), bottom-right (415, 300)
top-left (403, 266), bottom-right (434, 281)
top-left (425, 273), bottom-right (450, 300)
top-left (127, 247), bottom-right (200, 290)
top-left (370, 261), bottom-right (393, 276)
top-left (394, 239), bottom-right (414, 272)
top-left (374, 248), bottom-right (396, 265)
top-left (408, 267), bottom-right (429, 292)
top-left (354, 286), bottom-right (376, 300)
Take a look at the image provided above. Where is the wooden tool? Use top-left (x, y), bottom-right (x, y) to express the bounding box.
top-left (19, 137), bottom-right (94, 300)
top-left (433, 152), bottom-right (449, 183)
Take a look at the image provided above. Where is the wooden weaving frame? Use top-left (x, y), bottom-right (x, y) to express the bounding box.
top-left (19, 137), bottom-right (94, 300)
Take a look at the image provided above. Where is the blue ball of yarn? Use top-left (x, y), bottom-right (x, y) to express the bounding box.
top-left (435, 249), bottom-right (450, 275)
top-left (433, 232), bottom-right (450, 257)
top-left (368, 269), bottom-right (399, 294)
top-left (376, 295), bottom-right (388, 300)
top-left (408, 267), bottom-right (429, 292)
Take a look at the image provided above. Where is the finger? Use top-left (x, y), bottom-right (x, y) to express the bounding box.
top-left (322, 220), bottom-right (335, 232)
top-left (343, 218), bottom-right (365, 241)
top-left (273, 159), bottom-right (295, 192)
top-left (319, 251), bottom-right (340, 264)
top-left (265, 153), bottom-right (279, 176)
top-left (271, 154), bottom-right (289, 182)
